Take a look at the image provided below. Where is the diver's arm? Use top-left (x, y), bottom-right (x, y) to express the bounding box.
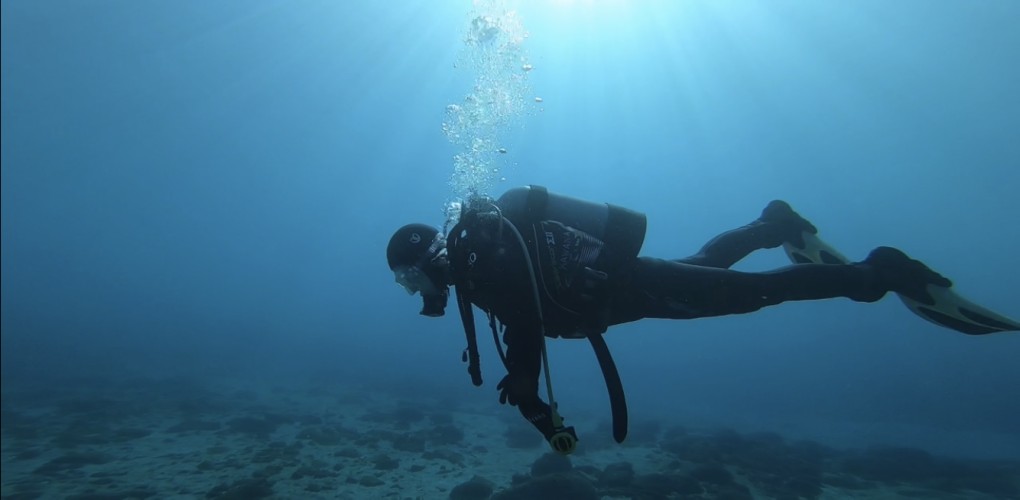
top-left (489, 216), bottom-right (568, 443)
top-left (517, 396), bottom-right (557, 440)
top-left (500, 325), bottom-right (558, 439)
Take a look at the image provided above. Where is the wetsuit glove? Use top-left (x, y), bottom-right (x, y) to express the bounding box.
top-left (496, 374), bottom-right (522, 406)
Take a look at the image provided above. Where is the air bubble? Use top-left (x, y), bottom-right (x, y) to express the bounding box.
top-left (443, 0), bottom-right (532, 201)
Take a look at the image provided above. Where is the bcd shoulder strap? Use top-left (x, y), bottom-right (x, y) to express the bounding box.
top-left (447, 215), bottom-right (484, 387)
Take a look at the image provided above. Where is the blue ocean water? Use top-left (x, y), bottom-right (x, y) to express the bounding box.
top-left (2, 1), bottom-right (1019, 498)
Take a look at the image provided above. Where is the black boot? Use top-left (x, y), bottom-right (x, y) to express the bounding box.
top-left (863, 246), bottom-right (952, 304)
top-left (758, 200), bottom-right (817, 249)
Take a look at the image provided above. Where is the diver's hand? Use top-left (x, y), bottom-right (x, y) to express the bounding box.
top-left (496, 374), bottom-right (530, 406)
top-left (496, 374), bottom-right (515, 406)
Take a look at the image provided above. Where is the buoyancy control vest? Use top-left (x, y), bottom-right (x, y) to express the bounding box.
top-left (447, 185), bottom-right (645, 445)
top-left (497, 185), bottom-right (648, 337)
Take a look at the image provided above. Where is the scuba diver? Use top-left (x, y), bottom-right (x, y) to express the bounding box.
top-left (385, 185), bottom-right (1019, 455)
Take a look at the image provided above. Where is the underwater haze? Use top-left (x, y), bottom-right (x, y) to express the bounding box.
top-left (3, 1), bottom-right (1020, 499)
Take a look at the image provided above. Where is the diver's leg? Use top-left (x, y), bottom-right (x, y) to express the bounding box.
top-left (609, 249), bottom-right (950, 325)
top-left (677, 201), bottom-right (816, 268)
top-left (610, 257), bottom-right (879, 324)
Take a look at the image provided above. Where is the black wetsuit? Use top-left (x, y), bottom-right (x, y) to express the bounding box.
top-left (446, 191), bottom-right (886, 441)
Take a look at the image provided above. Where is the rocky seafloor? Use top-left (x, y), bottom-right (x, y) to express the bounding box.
top-left (1, 376), bottom-right (1018, 500)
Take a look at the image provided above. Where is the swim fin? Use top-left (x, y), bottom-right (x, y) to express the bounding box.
top-left (898, 286), bottom-right (1020, 335)
top-left (783, 231), bottom-right (850, 266)
top-left (783, 231), bottom-right (1020, 335)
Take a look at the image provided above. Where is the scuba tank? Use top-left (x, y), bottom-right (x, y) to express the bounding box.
top-left (496, 185), bottom-right (647, 273)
